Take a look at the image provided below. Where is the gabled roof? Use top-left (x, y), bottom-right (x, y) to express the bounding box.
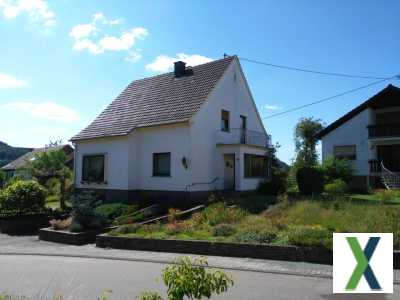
top-left (71, 56), bottom-right (236, 141)
top-left (315, 84), bottom-right (400, 139)
top-left (1, 145), bottom-right (73, 171)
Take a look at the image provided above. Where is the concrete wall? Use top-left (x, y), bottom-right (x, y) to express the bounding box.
top-left (321, 108), bottom-right (371, 175)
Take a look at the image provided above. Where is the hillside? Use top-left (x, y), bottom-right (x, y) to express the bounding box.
top-left (0, 141), bottom-right (33, 167)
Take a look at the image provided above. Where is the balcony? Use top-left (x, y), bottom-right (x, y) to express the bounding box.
top-left (369, 160), bottom-right (382, 173)
top-left (368, 123), bottom-right (400, 139)
top-left (216, 128), bottom-right (272, 148)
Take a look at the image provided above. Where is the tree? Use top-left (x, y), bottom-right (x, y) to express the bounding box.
top-left (0, 169), bottom-right (5, 188)
top-left (25, 148), bottom-right (72, 210)
top-left (294, 117), bottom-right (324, 168)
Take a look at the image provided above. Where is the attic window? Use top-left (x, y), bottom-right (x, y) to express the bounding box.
top-left (221, 110), bottom-right (230, 132)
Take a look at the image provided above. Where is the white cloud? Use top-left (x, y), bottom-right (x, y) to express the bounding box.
top-left (261, 104), bottom-right (282, 111)
top-left (146, 53), bottom-right (213, 73)
top-left (2, 101), bottom-right (80, 123)
top-left (70, 12), bottom-right (146, 60)
top-left (0, 72), bottom-right (28, 89)
top-left (0, 0), bottom-right (55, 27)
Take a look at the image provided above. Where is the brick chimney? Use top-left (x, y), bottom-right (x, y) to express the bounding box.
top-left (174, 61), bottom-right (186, 78)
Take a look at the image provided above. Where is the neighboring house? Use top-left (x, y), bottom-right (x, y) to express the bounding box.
top-left (71, 56), bottom-right (272, 202)
top-left (316, 84), bottom-right (400, 191)
top-left (1, 145), bottom-right (74, 181)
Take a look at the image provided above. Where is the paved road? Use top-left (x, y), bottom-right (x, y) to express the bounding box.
top-left (1, 254), bottom-right (398, 300)
top-left (0, 234), bottom-right (399, 299)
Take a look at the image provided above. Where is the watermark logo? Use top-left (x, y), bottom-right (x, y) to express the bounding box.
top-left (333, 233), bottom-right (393, 293)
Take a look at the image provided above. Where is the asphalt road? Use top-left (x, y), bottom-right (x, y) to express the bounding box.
top-left (0, 254), bottom-right (399, 300)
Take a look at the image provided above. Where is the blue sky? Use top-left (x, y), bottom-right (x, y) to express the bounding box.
top-left (0, 1), bottom-right (399, 163)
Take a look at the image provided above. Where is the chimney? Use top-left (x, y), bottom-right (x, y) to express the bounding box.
top-left (174, 61), bottom-right (186, 78)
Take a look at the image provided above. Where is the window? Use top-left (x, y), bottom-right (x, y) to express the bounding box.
top-left (334, 145), bottom-right (356, 160)
top-left (153, 152), bottom-right (171, 176)
top-left (244, 154), bottom-right (268, 178)
top-left (82, 155), bottom-right (105, 183)
top-left (221, 110), bottom-right (230, 132)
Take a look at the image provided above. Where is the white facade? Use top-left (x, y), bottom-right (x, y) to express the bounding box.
top-left (74, 58), bottom-right (270, 195)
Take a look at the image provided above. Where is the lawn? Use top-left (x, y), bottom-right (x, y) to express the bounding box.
top-left (349, 193), bottom-right (400, 204)
top-left (109, 195), bottom-right (400, 250)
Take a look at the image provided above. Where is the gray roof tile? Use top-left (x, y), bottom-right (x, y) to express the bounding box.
top-left (71, 56), bottom-right (235, 141)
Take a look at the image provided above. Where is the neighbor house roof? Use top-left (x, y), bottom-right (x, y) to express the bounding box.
top-left (1, 145), bottom-right (74, 171)
top-left (315, 84), bottom-right (400, 139)
top-left (71, 56), bottom-right (235, 141)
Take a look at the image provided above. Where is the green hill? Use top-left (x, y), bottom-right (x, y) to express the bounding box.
top-left (0, 141), bottom-right (33, 167)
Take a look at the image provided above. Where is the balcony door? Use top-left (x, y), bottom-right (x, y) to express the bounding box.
top-left (378, 145), bottom-right (400, 172)
top-left (240, 115), bottom-right (247, 144)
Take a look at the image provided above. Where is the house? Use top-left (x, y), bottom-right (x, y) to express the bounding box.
top-left (1, 144), bottom-right (74, 181)
top-left (71, 56), bottom-right (272, 203)
top-left (316, 84), bottom-right (400, 191)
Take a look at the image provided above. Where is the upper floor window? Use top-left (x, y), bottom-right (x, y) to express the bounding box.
top-left (82, 155), bottom-right (105, 183)
top-left (334, 145), bottom-right (356, 160)
top-left (221, 110), bottom-right (230, 132)
top-left (153, 152), bottom-right (171, 177)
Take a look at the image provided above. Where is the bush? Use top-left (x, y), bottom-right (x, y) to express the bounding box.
top-left (257, 169), bottom-right (288, 196)
top-left (0, 180), bottom-right (46, 213)
top-left (287, 225), bottom-right (332, 249)
top-left (201, 202), bottom-right (246, 226)
top-left (212, 223), bottom-right (236, 237)
top-left (110, 223), bottom-right (142, 235)
top-left (95, 203), bottom-right (135, 222)
top-left (228, 194), bottom-right (276, 214)
top-left (322, 156), bottom-right (353, 184)
top-left (296, 166), bottom-right (324, 195)
top-left (162, 257), bottom-right (233, 300)
top-left (324, 179), bottom-right (347, 195)
top-left (70, 191), bottom-right (107, 231)
top-left (376, 190), bottom-right (399, 204)
top-left (234, 215), bottom-right (278, 244)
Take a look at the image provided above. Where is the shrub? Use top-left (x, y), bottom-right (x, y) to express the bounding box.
top-left (162, 257), bottom-right (233, 300)
top-left (212, 223), bottom-right (236, 237)
top-left (95, 203), bottom-right (135, 222)
top-left (234, 215), bottom-right (278, 244)
top-left (235, 230), bottom-right (277, 244)
top-left (321, 156), bottom-right (353, 184)
top-left (0, 180), bottom-right (46, 213)
top-left (137, 291), bottom-right (164, 300)
top-left (228, 194), bottom-right (276, 214)
top-left (324, 179), bottom-right (347, 195)
top-left (257, 169), bottom-right (288, 196)
top-left (110, 223), bottom-right (142, 235)
top-left (201, 202), bottom-right (246, 226)
top-left (287, 225), bottom-right (332, 249)
top-left (70, 191), bottom-right (107, 231)
top-left (113, 212), bottom-right (145, 225)
top-left (376, 189), bottom-right (399, 204)
top-left (49, 217), bottom-right (72, 230)
top-left (296, 166), bottom-right (324, 195)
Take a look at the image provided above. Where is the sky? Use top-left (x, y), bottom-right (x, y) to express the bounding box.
top-left (0, 0), bottom-right (399, 163)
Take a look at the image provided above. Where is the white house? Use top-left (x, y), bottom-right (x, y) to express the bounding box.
top-left (316, 84), bottom-right (400, 191)
top-left (71, 56), bottom-right (272, 202)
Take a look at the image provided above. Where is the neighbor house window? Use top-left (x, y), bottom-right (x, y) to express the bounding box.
top-left (221, 110), bottom-right (230, 132)
top-left (334, 145), bottom-right (356, 160)
top-left (244, 154), bottom-right (268, 178)
top-left (153, 152), bottom-right (171, 176)
top-left (82, 155), bottom-right (105, 183)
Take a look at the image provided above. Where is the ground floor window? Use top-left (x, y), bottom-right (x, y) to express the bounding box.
top-left (82, 155), bottom-right (105, 183)
top-left (244, 154), bottom-right (268, 178)
top-left (153, 152), bottom-right (171, 176)
top-left (334, 145), bottom-right (356, 160)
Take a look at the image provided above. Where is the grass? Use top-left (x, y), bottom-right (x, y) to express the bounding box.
top-left (349, 191), bottom-right (400, 204)
top-left (109, 196), bottom-right (400, 250)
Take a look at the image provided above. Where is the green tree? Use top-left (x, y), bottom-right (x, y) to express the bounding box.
top-left (24, 149), bottom-right (72, 210)
top-left (0, 169), bottom-right (5, 188)
top-left (294, 117), bottom-right (324, 168)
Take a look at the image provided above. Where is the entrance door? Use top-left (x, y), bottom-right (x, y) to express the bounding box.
top-left (224, 154), bottom-right (235, 190)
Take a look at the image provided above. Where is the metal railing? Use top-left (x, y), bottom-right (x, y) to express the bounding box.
top-left (216, 128), bottom-right (272, 148)
top-left (368, 123), bottom-right (400, 138)
top-left (369, 160), bottom-right (382, 173)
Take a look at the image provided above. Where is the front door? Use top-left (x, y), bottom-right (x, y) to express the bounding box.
top-left (224, 154), bottom-right (235, 190)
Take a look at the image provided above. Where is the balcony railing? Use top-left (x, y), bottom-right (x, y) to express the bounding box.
top-left (216, 128), bottom-right (272, 148)
top-left (368, 123), bottom-right (400, 138)
top-left (369, 160), bottom-right (382, 173)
